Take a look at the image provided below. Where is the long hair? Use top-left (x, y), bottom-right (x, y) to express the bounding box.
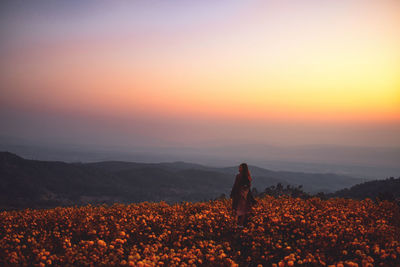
top-left (239, 163), bottom-right (252, 187)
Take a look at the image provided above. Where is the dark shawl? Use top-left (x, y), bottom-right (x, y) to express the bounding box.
top-left (230, 173), bottom-right (257, 211)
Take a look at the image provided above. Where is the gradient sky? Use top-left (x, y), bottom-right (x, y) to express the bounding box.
top-left (1, 0), bottom-right (399, 149)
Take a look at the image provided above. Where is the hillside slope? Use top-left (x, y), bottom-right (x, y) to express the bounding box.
top-left (329, 176), bottom-right (400, 200)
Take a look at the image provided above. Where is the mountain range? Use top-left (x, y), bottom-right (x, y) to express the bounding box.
top-left (0, 151), bottom-right (371, 210)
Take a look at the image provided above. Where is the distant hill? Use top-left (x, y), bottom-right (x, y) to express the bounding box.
top-left (0, 151), bottom-right (366, 210)
top-left (328, 176), bottom-right (400, 200)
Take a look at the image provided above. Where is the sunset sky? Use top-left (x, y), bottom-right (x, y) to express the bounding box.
top-left (1, 0), bottom-right (399, 149)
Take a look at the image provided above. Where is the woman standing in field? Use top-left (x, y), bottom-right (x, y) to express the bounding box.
top-left (230, 163), bottom-right (256, 228)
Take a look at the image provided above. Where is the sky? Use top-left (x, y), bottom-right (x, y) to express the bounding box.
top-left (1, 0), bottom-right (399, 150)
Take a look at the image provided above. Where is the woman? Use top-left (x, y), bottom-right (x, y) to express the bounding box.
top-left (230, 163), bottom-right (256, 228)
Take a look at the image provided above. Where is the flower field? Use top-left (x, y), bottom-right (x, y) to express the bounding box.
top-left (1, 195), bottom-right (400, 267)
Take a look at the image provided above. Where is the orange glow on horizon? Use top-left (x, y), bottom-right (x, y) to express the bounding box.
top-left (1, 0), bottom-right (399, 128)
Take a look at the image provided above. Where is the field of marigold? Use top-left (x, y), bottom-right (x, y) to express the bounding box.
top-left (1, 195), bottom-right (400, 267)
